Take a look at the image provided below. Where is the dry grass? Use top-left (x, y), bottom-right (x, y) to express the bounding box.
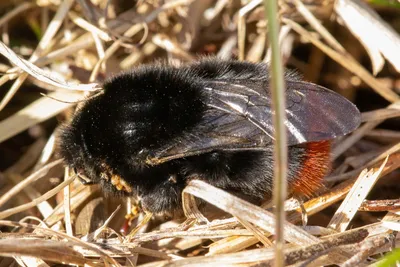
top-left (0, 0), bottom-right (399, 266)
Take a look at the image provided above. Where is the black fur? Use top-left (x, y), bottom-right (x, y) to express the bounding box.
top-left (58, 58), bottom-right (355, 214)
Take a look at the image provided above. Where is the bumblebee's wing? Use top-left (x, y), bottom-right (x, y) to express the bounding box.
top-left (146, 80), bottom-right (361, 165)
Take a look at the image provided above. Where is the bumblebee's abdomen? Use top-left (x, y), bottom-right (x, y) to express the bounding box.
top-left (183, 150), bottom-right (274, 201)
top-left (287, 141), bottom-right (331, 197)
top-left (182, 142), bottom-right (330, 203)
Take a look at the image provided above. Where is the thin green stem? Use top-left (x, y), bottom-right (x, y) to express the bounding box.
top-left (263, 0), bottom-right (288, 266)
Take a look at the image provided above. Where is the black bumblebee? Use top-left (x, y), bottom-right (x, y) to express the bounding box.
top-left (58, 58), bottom-right (360, 215)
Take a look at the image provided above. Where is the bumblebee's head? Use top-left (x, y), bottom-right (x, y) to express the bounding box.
top-left (57, 112), bottom-right (101, 186)
top-left (57, 93), bottom-right (147, 196)
top-left (58, 121), bottom-right (137, 196)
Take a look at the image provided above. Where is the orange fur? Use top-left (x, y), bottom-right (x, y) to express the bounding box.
top-left (290, 141), bottom-right (331, 197)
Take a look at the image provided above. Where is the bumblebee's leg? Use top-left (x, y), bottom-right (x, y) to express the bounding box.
top-left (77, 175), bottom-right (96, 185)
top-left (120, 200), bottom-right (141, 235)
top-left (295, 197), bottom-right (308, 226)
top-left (126, 211), bottom-right (153, 241)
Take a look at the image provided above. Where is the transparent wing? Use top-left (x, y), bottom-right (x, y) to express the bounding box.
top-left (146, 80), bottom-right (361, 165)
